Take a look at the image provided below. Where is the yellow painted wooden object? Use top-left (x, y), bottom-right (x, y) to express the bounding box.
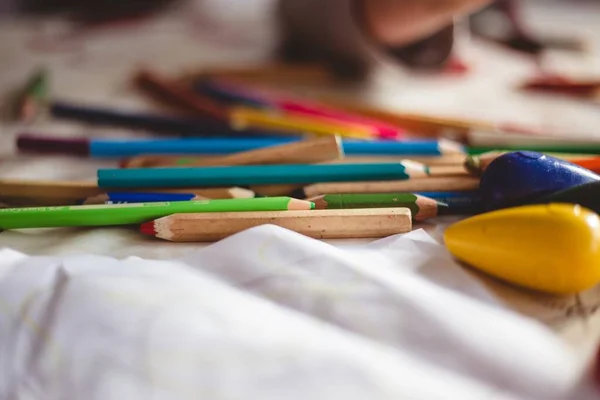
top-left (444, 203), bottom-right (600, 294)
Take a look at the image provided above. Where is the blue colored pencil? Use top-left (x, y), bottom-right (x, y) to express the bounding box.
top-left (195, 79), bottom-right (268, 108)
top-left (18, 134), bottom-right (462, 158)
top-left (416, 191), bottom-right (482, 214)
top-left (86, 192), bottom-right (202, 204)
top-left (98, 162), bottom-right (430, 189)
top-left (343, 139), bottom-right (462, 156)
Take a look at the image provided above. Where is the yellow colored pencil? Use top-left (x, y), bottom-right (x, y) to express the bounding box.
top-left (229, 106), bottom-right (377, 140)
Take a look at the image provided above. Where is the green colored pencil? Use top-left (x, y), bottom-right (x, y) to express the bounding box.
top-left (16, 68), bottom-right (49, 122)
top-left (0, 197), bottom-right (313, 229)
top-left (307, 193), bottom-right (447, 221)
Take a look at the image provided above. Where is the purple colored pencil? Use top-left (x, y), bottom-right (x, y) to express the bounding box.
top-left (18, 135), bottom-right (91, 156)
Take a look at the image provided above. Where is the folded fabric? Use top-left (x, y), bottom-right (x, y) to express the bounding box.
top-left (0, 226), bottom-right (584, 399)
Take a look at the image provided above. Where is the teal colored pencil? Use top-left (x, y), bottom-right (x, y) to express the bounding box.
top-left (0, 197), bottom-right (313, 229)
top-left (98, 162), bottom-right (430, 188)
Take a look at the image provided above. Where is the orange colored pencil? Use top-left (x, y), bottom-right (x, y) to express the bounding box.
top-left (571, 157), bottom-right (600, 173)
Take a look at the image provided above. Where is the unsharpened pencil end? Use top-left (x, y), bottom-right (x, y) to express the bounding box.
top-left (140, 221), bottom-right (157, 236)
top-left (229, 187), bottom-right (256, 199)
top-left (464, 155), bottom-right (481, 176)
top-left (465, 151), bottom-right (505, 176)
top-left (438, 138), bottom-right (465, 155)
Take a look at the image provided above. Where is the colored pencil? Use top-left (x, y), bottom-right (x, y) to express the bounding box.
top-left (415, 191), bottom-right (482, 214)
top-left (571, 157), bottom-right (600, 174)
top-left (97, 162), bottom-right (430, 189)
top-left (466, 129), bottom-right (600, 148)
top-left (141, 208), bottom-right (412, 241)
top-left (343, 138), bottom-right (464, 156)
top-left (135, 69), bottom-right (228, 120)
top-left (229, 106), bottom-right (377, 140)
top-left (414, 191), bottom-right (481, 207)
top-left (466, 151), bottom-right (600, 176)
top-left (181, 63), bottom-right (334, 86)
top-left (49, 101), bottom-right (275, 137)
top-left (0, 179), bottom-right (255, 202)
top-left (323, 161), bottom-right (468, 177)
top-left (468, 145), bottom-right (600, 156)
top-left (85, 192), bottom-right (209, 204)
top-left (310, 97), bottom-right (498, 137)
top-left (17, 134), bottom-right (460, 157)
top-left (129, 154), bottom-right (467, 169)
top-left (308, 193), bottom-right (447, 221)
top-left (295, 177), bottom-right (480, 198)
top-left (342, 155), bottom-right (467, 166)
top-left (137, 69), bottom-right (377, 139)
top-left (16, 68), bottom-right (48, 122)
top-left (0, 197), bottom-right (312, 229)
top-left (196, 78), bottom-right (404, 139)
top-left (425, 165), bottom-right (469, 177)
top-left (194, 79), bottom-right (267, 108)
top-left (121, 136), bottom-right (342, 168)
top-left (81, 189), bottom-right (255, 205)
top-left (17, 134), bottom-right (292, 157)
top-left (0, 179), bottom-right (103, 200)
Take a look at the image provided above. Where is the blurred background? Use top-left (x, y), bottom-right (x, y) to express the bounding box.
top-left (0, 0), bottom-right (599, 174)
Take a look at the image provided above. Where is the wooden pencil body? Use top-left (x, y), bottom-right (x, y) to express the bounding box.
top-left (342, 155), bottom-right (466, 166)
top-left (124, 136), bottom-right (342, 168)
top-left (427, 165), bottom-right (470, 177)
top-left (0, 179), bottom-right (102, 199)
top-left (250, 184), bottom-right (303, 197)
top-left (0, 179), bottom-right (253, 203)
top-left (152, 208), bottom-right (412, 242)
top-left (181, 63), bottom-right (334, 85)
top-left (302, 177), bottom-right (479, 198)
top-left (314, 98), bottom-right (494, 138)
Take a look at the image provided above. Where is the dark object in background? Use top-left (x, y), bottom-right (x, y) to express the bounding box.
top-left (470, 0), bottom-right (585, 56)
top-left (17, 0), bottom-right (179, 22)
top-left (530, 181), bottom-right (600, 214)
top-left (387, 25), bottom-right (455, 70)
top-left (520, 75), bottom-right (600, 99)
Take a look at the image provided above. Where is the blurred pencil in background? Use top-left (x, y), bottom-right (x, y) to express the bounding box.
top-left (466, 152), bottom-right (600, 175)
top-left (15, 67), bottom-right (48, 122)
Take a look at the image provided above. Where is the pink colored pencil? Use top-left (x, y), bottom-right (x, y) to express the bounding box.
top-left (210, 79), bottom-right (405, 140)
top-left (279, 101), bottom-right (402, 140)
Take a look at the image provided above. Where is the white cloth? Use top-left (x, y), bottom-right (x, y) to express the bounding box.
top-left (0, 226), bottom-right (585, 399)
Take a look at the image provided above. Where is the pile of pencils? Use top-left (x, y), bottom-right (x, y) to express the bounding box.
top-left (5, 66), bottom-right (600, 245)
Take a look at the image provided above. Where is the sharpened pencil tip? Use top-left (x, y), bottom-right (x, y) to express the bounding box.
top-left (402, 159), bottom-right (429, 178)
top-left (140, 221), bottom-right (157, 236)
top-left (287, 198), bottom-right (314, 210)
